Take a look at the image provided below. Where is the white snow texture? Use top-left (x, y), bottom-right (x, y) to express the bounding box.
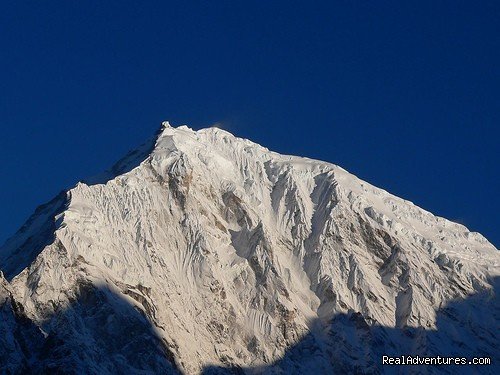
top-left (0, 123), bottom-right (498, 374)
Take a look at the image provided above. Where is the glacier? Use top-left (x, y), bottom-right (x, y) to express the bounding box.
top-left (0, 122), bottom-right (498, 374)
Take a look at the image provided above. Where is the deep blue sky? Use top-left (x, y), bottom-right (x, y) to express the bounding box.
top-left (1, 1), bottom-right (499, 247)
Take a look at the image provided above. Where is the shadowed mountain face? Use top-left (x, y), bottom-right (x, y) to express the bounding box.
top-left (203, 277), bottom-right (500, 374)
top-left (0, 279), bottom-right (179, 374)
top-left (1, 276), bottom-right (497, 374)
top-left (0, 124), bottom-right (498, 373)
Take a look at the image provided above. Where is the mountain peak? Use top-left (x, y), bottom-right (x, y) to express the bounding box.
top-left (0, 122), bottom-right (498, 373)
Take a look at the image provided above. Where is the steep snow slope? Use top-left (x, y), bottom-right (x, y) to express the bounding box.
top-left (0, 122), bottom-right (498, 374)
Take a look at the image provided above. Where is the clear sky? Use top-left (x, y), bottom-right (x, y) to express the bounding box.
top-left (1, 1), bottom-right (498, 247)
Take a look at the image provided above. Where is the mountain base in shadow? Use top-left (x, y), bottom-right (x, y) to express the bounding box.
top-left (1, 277), bottom-right (498, 374)
top-left (0, 281), bottom-right (179, 374)
top-left (203, 277), bottom-right (499, 374)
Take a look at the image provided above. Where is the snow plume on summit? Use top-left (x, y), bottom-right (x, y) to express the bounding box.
top-left (0, 123), bottom-right (498, 374)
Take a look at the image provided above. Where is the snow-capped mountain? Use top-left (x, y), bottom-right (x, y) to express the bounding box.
top-left (0, 122), bottom-right (498, 374)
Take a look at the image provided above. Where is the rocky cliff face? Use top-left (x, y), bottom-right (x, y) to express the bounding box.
top-left (1, 123), bottom-right (498, 374)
